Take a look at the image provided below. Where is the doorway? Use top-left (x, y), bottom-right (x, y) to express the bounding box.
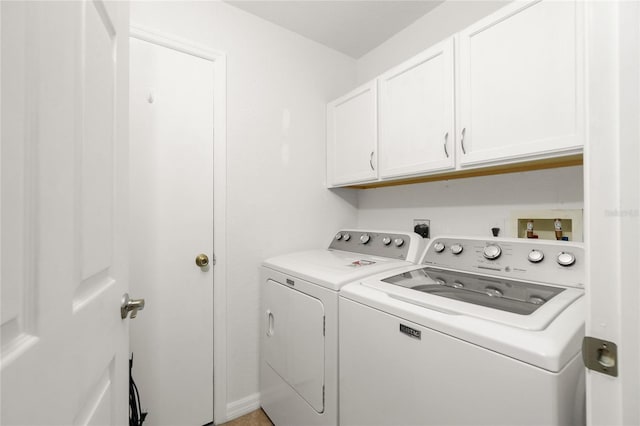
top-left (128, 27), bottom-right (227, 425)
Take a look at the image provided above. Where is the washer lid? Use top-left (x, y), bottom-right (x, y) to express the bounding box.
top-left (263, 249), bottom-right (413, 291)
top-left (359, 266), bottom-right (583, 332)
top-left (384, 267), bottom-right (566, 316)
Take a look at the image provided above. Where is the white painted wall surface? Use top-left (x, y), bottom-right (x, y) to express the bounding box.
top-left (357, 167), bottom-right (584, 239)
top-left (356, 0), bottom-right (510, 84)
top-left (130, 1), bottom-right (358, 419)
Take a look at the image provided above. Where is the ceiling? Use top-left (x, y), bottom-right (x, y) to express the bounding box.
top-left (224, 1), bottom-right (444, 58)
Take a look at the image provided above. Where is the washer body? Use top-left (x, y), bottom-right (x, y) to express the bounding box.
top-left (339, 236), bottom-right (586, 426)
top-left (260, 230), bottom-right (425, 426)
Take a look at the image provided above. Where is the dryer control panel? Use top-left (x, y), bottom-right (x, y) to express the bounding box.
top-left (423, 236), bottom-right (584, 289)
top-left (329, 230), bottom-right (425, 263)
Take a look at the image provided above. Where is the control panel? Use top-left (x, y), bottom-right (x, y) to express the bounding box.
top-left (422, 236), bottom-right (584, 289)
top-left (329, 230), bottom-right (424, 262)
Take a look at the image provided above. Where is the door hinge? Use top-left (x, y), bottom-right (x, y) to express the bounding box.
top-left (582, 336), bottom-right (618, 377)
top-left (322, 385), bottom-right (325, 406)
top-left (323, 316), bottom-right (326, 336)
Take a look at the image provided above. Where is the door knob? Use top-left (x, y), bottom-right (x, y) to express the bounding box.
top-left (121, 293), bottom-right (145, 319)
top-left (195, 253), bottom-right (209, 268)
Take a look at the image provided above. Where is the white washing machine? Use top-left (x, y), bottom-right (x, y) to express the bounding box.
top-left (260, 230), bottom-right (425, 426)
top-left (339, 236), bottom-right (585, 426)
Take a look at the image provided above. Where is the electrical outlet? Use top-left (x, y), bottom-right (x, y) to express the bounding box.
top-left (413, 219), bottom-right (430, 238)
top-left (413, 219), bottom-right (430, 228)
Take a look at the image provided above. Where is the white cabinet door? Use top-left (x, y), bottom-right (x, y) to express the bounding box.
top-left (327, 81), bottom-right (378, 186)
top-left (379, 39), bottom-right (455, 179)
top-left (458, 0), bottom-right (584, 167)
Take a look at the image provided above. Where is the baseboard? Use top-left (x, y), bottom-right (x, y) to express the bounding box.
top-left (225, 392), bottom-right (261, 422)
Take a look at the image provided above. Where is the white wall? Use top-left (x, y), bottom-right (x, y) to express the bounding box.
top-left (130, 0), bottom-right (358, 418)
top-left (357, 166), bottom-right (584, 239)
top-left (356, 0), bottom-right (509, 84)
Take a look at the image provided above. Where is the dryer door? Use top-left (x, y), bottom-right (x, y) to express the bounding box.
top-left (264, 279), bottom-right (325, 412)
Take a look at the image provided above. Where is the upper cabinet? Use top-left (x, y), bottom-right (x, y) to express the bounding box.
top-left (379, 39), bottom-right (455, 179)
top-left (326, 0), bottom-right (585, 188)
top-left (457, 0), bottom-right (584, 167)
top-left (326, 81), bottom-right (377, 186)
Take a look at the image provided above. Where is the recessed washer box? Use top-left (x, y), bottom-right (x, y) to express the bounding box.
top-left (509, 209), bottom-right (583, 241)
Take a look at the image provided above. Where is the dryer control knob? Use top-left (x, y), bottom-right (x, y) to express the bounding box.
top-left (483, 244), bottom-right (502, 260)
top-left (343, 233), bottom-right (351, 241)
top-left (360, 234), bottom-right (370, 244)
top-left (382, 237), bottom-right (391, 245)
top-left (433, 242), bottom-right (445, 253)
top-left (394, 238), bottom-right (404, 247)
top-left (528, 250), bottom-right (544, 263)
top-left (451, 244), bottom-right (463, 255)
top-left (557, 251), bottom-right (576, 267)
top-left (335, 233), bottom-right (343, 241)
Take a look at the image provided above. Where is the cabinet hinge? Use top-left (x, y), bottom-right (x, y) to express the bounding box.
top-left (322, 385), bottom-right (325, 405)
top-left (323, 316), bottom-right (326, 336)
top-left (582, 336), bottom-right (618, 377)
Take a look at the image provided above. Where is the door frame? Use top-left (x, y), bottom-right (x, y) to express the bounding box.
top-left (129, 25), bottom-right (228, 425)
top-left (584, 1), bottom-right (640, 425)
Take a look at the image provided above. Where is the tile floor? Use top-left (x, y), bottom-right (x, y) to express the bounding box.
top-left (220, 409), bottom-right (273, 426)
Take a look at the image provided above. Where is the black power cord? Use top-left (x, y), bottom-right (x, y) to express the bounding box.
top-left (129, 354), bottom-right (148, 426)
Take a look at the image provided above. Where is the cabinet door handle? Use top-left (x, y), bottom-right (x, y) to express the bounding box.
top-left (369, 151), bottom-right (375, 171)
top-left (443, 132), bottom-right (449, 158)
top-left (461, 127), bottom-right (467, 154)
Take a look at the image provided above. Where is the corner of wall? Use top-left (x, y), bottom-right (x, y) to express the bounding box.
top-left (355, 0), bottom-right (510, 84)
top-left (225, 392), bottom-right (262, 423)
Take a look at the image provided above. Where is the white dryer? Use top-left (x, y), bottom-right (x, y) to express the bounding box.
top-left (339, 236), bottom-right (585, 426)
top-left (260, 230), bottom-right (425, 426)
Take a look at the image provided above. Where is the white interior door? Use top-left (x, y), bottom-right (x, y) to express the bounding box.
top-left (129, 36), bottom-right (214, 426)
top-left (1, 1), bottom-right (130, 425)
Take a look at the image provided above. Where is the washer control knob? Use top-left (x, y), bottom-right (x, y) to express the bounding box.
top-left (433, 242), bottom-right (445, 253)
top-left (335, 233), bottom-right (343, 241)
top-left (483, 244), bottom-right (502, 260)
top-left (394, 238), bottom-right (404, 247)
top-left (450, 244), bottom-right (463, 255)
top-left (382, 237), bottom-right (391, 245)
top-left (343, 233), bottom-right (351, 241)
top-left (528, 250), bottom-right (544, 263)
top-left (557, 251), bottom-right (576, 267)
top-left (360, 234), bottom-right (370, 244)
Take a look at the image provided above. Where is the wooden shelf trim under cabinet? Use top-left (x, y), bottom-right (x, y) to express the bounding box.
top-left (346, 154), bottom-right (583, 189)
